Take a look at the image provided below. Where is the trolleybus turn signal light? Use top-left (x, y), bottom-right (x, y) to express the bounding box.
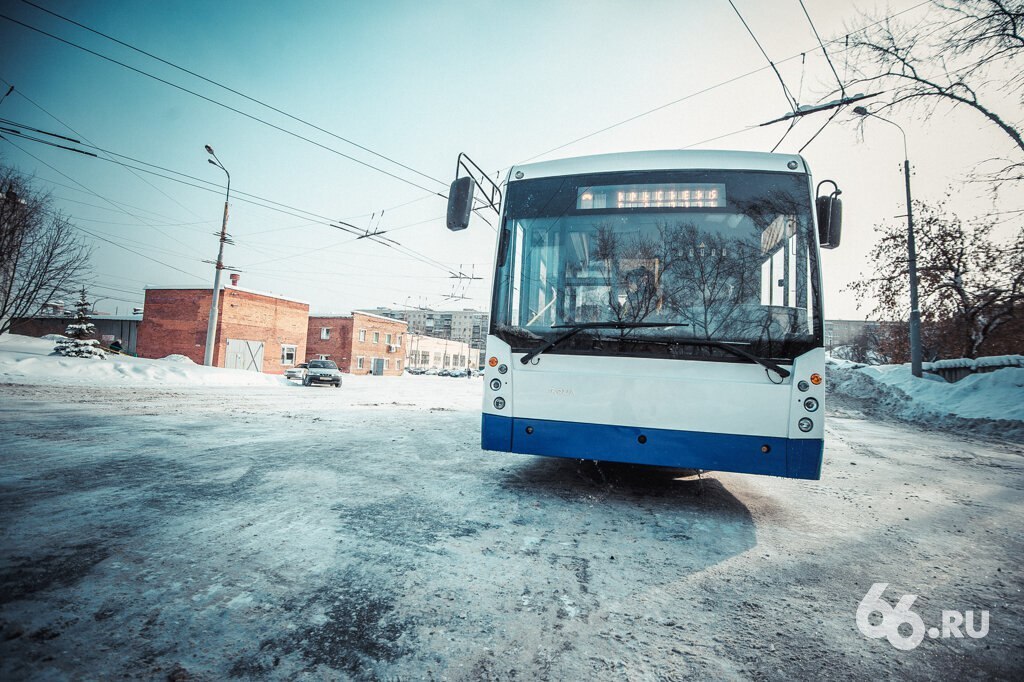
top-left (489, 357), bottom-right (498, 367)
top-left (810, 373), bottom-right (822, 385)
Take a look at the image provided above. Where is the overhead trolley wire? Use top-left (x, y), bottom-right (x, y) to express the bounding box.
top-left (3, 126), bottom-right (464, 276)
top-left (518, 0), bottom-right (931, 165)
top-left (727, 0), bottom-right (799, 114)
top-left (2, 79), bottom-right (210, 223)
top-left (0, 12), bottom-right (446, 199)
top-left (17, 0), bottom-right (448, 190)
top-left (1, 136), bottom-right (212, 281)
top-left (797, 0), bottom-right (846, 98)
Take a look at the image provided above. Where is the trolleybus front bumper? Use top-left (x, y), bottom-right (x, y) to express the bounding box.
top-left (482, 413), bottom-right (823, 480)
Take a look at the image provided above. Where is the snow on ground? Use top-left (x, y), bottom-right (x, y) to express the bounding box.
top-left (827, 357), bottom-right (1024, 439)
top-left (0, 334), bottom-right (286, 388)
top-left (1, 334), bottom-right (1022, 679)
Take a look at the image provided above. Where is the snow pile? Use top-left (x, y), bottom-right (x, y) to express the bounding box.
top-left (828, 358), bottom-right (1024, 438)
top-left (162, 354), bottom-right (196, 364)
top-left (0, 334), bottom-right (287, 387)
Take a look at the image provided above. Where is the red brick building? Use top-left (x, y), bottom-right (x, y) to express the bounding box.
top-left (136, 283), bottom-right (308, 374)
top-left (306, 311), bottom-right (408, 375)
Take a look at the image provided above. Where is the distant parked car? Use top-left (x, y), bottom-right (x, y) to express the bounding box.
top-left (303, 360), bottom-right (342, 387)
top-left (424, 368), bottom-right (439, 375)
top-left (285, 363), bottom-right (308, 381)
top-left (449, 369), bottom-right (466, 378)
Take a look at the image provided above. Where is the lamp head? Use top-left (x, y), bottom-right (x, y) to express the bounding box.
top-left (204, 144), bottom-right (215, 155)
top-left (853, 106), bottom-right (870, 116)
top-left (208, 159), bottom-right (217, 166)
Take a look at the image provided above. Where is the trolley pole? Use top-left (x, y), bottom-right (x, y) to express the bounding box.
top-left (203, 145), bottom-right (231, 367)
top-left (854, 107), bottom-right (923, 377)
top-left (903, 158), bottom-right (923, 378)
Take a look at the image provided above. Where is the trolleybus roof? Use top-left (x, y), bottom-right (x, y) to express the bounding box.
top-left (509, 149), bottom-right (808, 182)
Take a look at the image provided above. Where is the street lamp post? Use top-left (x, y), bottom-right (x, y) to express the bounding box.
top-left (854, 107), bottom-right (923, 378)
top-left (203, 145), bottom-right (231, 367)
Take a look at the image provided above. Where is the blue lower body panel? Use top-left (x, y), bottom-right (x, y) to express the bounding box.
top-left (482, 413), bottom-right (822, 480)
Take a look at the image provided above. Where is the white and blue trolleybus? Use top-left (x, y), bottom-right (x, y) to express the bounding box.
top-left (447, 150), bottom-right (843, 480)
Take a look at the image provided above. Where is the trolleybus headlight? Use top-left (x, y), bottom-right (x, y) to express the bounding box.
top-left (804, 397), bottom-right (819, 412)
top-left (493, 397), bottom-right (506, 410)
top-left (497, 364), bottom-right (508, 375)
top-left (798, 417), bottom-right (813, 432)
top-left (490, 378), bottom-right (502, 391)
top-left (797, 380), bottom-right (810, 392)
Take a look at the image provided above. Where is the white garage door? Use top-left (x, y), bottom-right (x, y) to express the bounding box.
top-left (224, 339), bottom-right (264, 372)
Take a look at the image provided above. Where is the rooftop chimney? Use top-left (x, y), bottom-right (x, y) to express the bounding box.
top-left (230, 273), bottom-right (240, 286)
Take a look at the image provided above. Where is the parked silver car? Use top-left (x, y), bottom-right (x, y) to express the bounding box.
top-left (303, 359), bottom-right (342, 387)
top-left (284, 362), bottom-right (308, 381)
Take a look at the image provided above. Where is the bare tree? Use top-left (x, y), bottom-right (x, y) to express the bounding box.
top-left (0, 165), bottom-right (93, 335)
top-left (845, 0), bottom-right (1023, 182)
top-left (848, 199), bottom-right (1024, 358)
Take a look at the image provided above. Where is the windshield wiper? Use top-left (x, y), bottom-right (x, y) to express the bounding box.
top-left (520, 322), bottom-right (690, 365)
top-left (667, 339), bottom-right (791, 379)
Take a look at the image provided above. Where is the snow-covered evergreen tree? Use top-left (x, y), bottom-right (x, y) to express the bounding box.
top-left (53, 288), bottom-right (105, 359)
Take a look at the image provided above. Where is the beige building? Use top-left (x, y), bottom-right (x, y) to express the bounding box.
top-left (406, 333), bottom-right (481, 371)
top-left (370, 307), bottom-right (488, 350)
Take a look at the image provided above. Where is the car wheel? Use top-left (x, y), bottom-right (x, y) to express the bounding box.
top-left (302, 377), bottom-right (310, 386)
top-left (334, 382), bottom-right (340, 388)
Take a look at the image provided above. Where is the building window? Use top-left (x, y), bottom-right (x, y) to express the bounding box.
top-left (358, 329), bottom-right (366, 342)
top-left (321, 327), bottom-right (330, 340)
top-left (384, 359), bottom-right (390, 370)
top-left (318, 354), bottom-right (329, 360)
top-left (396, 334), bottom-right (402, 347)
top-left (357, 356), bottom-right (365, 369)
top-left (373, 331), bottom-right (380, 344)
top-left (397, 359), bottom-right (402, 370)
top-left (281, 344), bottom-right (297, 365)
top-left (386, 333), bottom-right (392, 345)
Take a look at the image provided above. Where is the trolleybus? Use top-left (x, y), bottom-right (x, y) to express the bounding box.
top-left (447, 150), bottom-right (842, 479)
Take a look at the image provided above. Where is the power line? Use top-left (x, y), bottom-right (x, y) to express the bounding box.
top-left (727, 0), bottom-right (799, 113)
top-left (4, 79), bottom-right (209, 222)
top-left (1, 135), bottom-right (209, 278)
top-left (517, 0), bottom-right (931, 165)
top-left (797, 0), bottom-right (846, 98)
top-left (0, 12), bottom-right (447, 199)
top-left (5, 121), bottom-right (465, 274)
top-left (5, 127), bottom-right (463, 276)
top-left (17, 0), bottom-right (448, 190)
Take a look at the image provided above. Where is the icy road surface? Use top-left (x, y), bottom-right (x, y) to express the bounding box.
top-left (1, 376), bottom-right (1021, 680)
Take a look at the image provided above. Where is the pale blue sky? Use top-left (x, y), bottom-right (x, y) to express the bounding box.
top-left (1, 0), bottom-right (1017, 318)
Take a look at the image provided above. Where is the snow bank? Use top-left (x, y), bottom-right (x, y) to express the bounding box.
top-left (828, 358), bottom-right (1024, 438)
top-left (0, 334), bottom-right (287, 388)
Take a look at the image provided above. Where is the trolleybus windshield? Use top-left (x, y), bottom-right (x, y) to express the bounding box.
top-left (492, 169), bottom-right (822, 363)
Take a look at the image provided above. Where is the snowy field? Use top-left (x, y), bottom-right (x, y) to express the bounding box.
top-left (1, 335), bottom-right (1022, 680)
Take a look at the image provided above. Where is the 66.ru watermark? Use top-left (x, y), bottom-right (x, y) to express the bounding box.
top-left (856, 583), bottom-right (990, 651)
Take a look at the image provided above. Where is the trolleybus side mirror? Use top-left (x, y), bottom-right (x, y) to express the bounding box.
top-left (447, 176), bottom-right (475, 231)
top-left (815, 181), bottom-right (843, 249)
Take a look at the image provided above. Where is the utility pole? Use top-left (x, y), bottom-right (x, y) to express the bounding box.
top-left (203, 145), bottom-right (230, 367)
top-left (854, 107), bottom-right (923, 377)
